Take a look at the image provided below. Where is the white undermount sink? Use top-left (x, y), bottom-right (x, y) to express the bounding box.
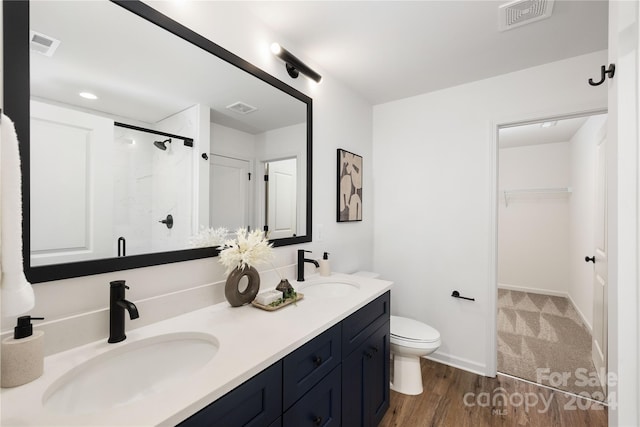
top-left (42, 332), bottom-right (219, 415)
top-left (300, 278), bottom-right (361, 298)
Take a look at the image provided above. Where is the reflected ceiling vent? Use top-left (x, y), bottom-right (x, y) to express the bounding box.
top-left (226, 101), bottom-right (258, 115)
top-left (29, 30), bottom-right (61, 57)
top-left (498, 0), bottom-right (555, 32)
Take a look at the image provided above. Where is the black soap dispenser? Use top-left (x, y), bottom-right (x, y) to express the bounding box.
top-left (319, 252), bottom-right (331, 277)
top-left (1, 316), bottom-right (45, 388)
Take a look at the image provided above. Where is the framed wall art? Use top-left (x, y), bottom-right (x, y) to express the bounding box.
top-left (337, 148), bottom-right (363, 222)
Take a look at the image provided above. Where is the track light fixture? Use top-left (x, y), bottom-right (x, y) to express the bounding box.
top-left (270, 43), bottom-right (322, 84)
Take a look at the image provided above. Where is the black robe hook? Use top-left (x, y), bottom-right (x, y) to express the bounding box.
top-left (588, 64), bottom-right (615, 86)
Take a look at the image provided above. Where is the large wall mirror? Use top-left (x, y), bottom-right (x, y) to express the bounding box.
top-left (3, 0), bottom-right (312, 283)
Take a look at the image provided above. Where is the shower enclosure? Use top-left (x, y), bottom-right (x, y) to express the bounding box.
top-left (113, 124), bottom-right (194, 257)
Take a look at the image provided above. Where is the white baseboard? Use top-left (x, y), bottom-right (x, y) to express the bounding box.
top-left (498, 282), bottom-right (568, 298)
top-left (567, 293), bottom-right (593, 332)
top-left (425, 352), bottom-right (488, 377)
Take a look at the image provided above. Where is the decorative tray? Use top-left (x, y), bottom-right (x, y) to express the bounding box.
top-left (251, 293), bottom-right (304, 311)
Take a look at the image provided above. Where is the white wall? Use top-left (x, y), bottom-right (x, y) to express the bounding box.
top-left (498, 141), bottom-right (571, 296)
top-left (211, 123), bottom-right (257, 160)
top-left (0, 1), bottom-right (375, 355)
top-left (568, 114), bottom-right (607, 330)
top-left (372, 50), bottom-right (607, 375)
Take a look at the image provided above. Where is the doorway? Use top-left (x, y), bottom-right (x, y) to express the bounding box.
top-left (496, 112), bottom-right (608, 402)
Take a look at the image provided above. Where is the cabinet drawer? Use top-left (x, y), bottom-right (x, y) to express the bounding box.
top-left (283, 323), bottom-right (341, 409)
top-left (342, 291), bottom-right (390, 357)
top-left (178, 361), bottom-right (282, 427)
top-left (283, 365), bottom-right (341, 427)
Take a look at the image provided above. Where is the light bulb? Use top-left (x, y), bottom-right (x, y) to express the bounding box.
top-left (270, 43), bottom-right (282, 55)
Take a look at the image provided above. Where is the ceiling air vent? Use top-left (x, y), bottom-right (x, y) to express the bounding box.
top-left (226, 102), bottom-right (258, 115)
top-left (498, 0), bottom-right (555, 32)
top-left (29, 30), bottom-right (61, 57)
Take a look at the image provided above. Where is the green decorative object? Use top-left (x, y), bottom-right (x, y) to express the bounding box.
top-left (224, 266), bottom-right (260, 307)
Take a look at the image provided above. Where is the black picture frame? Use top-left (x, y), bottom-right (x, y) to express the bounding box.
top-left (337, 148), bottom-right (363, 222)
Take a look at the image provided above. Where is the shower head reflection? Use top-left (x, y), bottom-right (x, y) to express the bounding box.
top-left (153, 138), bottom-right (171, 151)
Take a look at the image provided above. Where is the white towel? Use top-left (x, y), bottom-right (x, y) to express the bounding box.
top-left (1, 113), bottom-right (35, 317)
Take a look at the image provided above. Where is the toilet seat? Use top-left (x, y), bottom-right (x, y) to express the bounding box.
top-left (390, 316), bottom-right (440, 344)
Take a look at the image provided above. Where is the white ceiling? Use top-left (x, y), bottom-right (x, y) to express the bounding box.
top-left (241, 0), bottom-right (609, 104)
top-left (30, 1), bottom-right (306, 133)
top-left (30, 1), bottom-right (608, 130)
top-left (499, 116), bottom-right (591, 148)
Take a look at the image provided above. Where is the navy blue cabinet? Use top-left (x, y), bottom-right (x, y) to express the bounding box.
top-left (342, 292), bottom-right (390, 357)
top-left (342, 321), bottom-right (390, 427)
top-left (283, 323), bottom-right (341, 410)
top-left (178, 292), bottom-right (390, 427)
top-left (283, 366), bottom-right (342, 427)
top-left (178, 361), bottom-right (282, 427)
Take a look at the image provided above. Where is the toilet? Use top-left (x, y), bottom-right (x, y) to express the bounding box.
top-left (390, 315), bottom-right (441, 395)
top-left (351, 271), bottom-right (441, 396)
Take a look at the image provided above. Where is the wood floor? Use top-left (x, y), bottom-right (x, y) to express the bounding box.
top-left (379, 358), bottom-right (607, 427)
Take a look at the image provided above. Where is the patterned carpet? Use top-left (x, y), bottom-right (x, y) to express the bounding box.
top-left (497, 289), bottom-right (605, 400)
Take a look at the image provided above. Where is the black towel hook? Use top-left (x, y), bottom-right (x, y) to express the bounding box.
top-left (588, 64), bottom-right (615, 86)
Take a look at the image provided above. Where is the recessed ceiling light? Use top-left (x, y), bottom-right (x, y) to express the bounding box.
top-left (79, 92), bottom-right (98, 100)
top-left (540, 121), bottom-right (557, 128)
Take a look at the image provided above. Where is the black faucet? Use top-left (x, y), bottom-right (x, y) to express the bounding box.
top-left (108, 280), bottom-right (139, 343)
top-left (297, 249), bottom-right (319, 282)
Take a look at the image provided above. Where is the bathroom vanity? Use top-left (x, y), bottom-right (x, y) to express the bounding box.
top-left (0, 274), bottom-right (391, 426)
top-left (180, 291), bottom-right (390, 427)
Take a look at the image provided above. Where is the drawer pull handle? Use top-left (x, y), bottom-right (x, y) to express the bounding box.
top-left (313, 356), bottom-right (322, 367)
top-left (313, 416), bottom-right (323, 426)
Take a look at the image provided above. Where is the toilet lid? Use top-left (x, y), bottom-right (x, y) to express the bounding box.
top-left (391, 315), bottom-right (440, 343)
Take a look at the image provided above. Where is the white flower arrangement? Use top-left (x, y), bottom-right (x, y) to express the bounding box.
top-left (190, 226), bottom-right (229, 248)
top-left (218, 228), bottom-right (274, 275)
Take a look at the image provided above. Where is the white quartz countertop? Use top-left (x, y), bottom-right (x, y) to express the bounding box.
top-left (1, 273), bottom-right (392, 426)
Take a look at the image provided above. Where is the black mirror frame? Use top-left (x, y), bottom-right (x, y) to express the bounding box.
top-left (3, 0), bottom-right (312, 283)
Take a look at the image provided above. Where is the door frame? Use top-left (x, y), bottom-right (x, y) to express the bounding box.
top-left (488, 107), bottom-right (608, 378)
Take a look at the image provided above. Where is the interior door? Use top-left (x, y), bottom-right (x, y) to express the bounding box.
top-left (30, 100), bottom-right (114, 266)
top-left (266, 158), bottom-right (297, 239)
top-left (591, 125), bottom-right (608, 393)
top-left (210, 155), bottom-right (250, 231)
